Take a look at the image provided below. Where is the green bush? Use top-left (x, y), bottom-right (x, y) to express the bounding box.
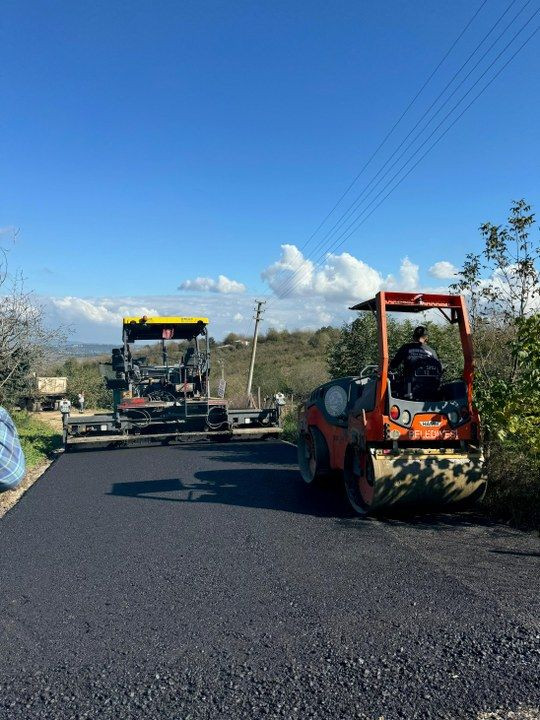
top-left (54, 358), bottom-right (113, 409)
top-left (483, 442), bottom-right (540, 529)
top-left (281, 410), bottom-right (299, 444)
top-left (328, 314), bottom-right (462, 381)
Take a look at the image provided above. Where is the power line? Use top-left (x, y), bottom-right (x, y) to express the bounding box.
top-left (302, 0), bottom-right (536, 267)
top-left (290, 0), bottom-right (490, 258)
top-left (268, 0), bottom-right (529, 302)
top-left (266, 10), bottom-right (539, 307)
top-left (324, 22), bottom-right (540, 256)
top-left (271, 0), bottom-right (526, 301)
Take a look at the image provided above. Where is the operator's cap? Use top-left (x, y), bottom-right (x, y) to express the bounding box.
top-left (413, 325), bottom-right (428, 340)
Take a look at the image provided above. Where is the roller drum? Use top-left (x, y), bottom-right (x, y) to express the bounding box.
top-left (344, 447), bottom-right (486, 513)
top-left (370, 449), bottom-right (486, 510)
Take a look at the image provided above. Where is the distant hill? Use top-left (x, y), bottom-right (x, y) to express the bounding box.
top-left (49, 342), bottom-right (116, 359)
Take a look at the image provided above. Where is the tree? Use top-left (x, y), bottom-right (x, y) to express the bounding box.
top-left (451, 199), bottom-right (539, 382)
top-left (451, 200), bottom-right (538, 323)
top-left (451, 200), bottom-right (540, 453)
top-left (54, 357), bottom-right (112, 409)
top-left (328, 314), bottom-right (462, 381)
top-left (0, 245), bottom-right (63, 407)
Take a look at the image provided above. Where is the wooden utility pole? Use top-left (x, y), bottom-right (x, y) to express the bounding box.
top-left (246, 299), bottom-right (265, 404)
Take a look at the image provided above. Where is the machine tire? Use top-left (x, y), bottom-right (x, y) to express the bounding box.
top-left (343, 445), bottom-right (376, 515)
top-left (297, 426), bottom-right (330, 485)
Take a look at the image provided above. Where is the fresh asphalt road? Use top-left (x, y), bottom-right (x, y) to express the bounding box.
top-left (0, 441), bottom-right (538, 720)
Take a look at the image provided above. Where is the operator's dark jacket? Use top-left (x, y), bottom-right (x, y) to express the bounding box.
top-left (389, 342), bottom-right (439, 377)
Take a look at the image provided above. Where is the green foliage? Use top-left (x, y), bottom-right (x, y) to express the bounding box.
top-left (211, 326), bottom-right (336, 404)
top-left (281, 410), bottom-right (300, 444)
top-left (452, 200), bottom-right (540, 526)
top-left (222, 333), bottom-right (245, 345)
top-left (327, 314), bottom-right (379, 378)
top-left (135, 341), bottom-right (188, 365)
top-left (328, 314), bottom-right (462, 381)
top-left (249, 332), bottom-right (331, 401)
top-left (476, 314), bottom-right (540, 455)
top-left (54, 357), bottom-right (113, 409)
top-left (483, 441), bottom-right (540, 529)
top-left (451, 199), bottom-right (539, 330)
top-left (11, 410), bottom-right (62, 469)
top-left (452, 200), bottom-right (540, 457)
top-left (0, 348), bottom-right (34, 408)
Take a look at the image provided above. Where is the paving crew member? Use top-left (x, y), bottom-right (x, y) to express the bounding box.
top-left (390, 326), bottom-right (441, 399)
top-left (0, 406), bottom-right (26, 492)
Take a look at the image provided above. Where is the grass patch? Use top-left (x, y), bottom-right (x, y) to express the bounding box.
top-left (481, 442), bottom-right (540, 531)
top-left (11, 410), bottom-right (63, 469)
top-left (281, 410), bottom-right (299, 444)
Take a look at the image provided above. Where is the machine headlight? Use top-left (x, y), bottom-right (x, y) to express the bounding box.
top-left (447, 410), bottom-right (459, 424)
top-left (401, 410), bottom-right (411, 425)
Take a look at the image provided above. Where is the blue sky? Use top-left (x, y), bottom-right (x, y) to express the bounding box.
top-left (2, 0), bottom-right (539, 340)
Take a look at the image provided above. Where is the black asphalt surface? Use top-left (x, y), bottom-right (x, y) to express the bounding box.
top-left (0, 440), bottom-right (538, 719)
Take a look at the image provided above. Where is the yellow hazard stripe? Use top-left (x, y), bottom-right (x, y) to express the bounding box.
top-left (122, 316), bottom-right (209, 325)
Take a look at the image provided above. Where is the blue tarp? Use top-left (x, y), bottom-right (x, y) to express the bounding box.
top-left (0, 407), bottom-right (26, 491)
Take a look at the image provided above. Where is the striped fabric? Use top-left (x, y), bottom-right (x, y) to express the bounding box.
top-left (0, 407), bottom-right (26, 491)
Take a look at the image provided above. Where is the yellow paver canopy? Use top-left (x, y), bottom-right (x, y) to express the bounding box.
top-left (122, 316), bottom-right (209, 342)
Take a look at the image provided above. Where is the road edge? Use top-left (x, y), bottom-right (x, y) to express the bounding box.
top-left (0, 452), bottom-right (61, 520)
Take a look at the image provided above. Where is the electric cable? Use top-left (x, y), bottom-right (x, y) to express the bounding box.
top-left (265, 7), bottom-right (539, 306)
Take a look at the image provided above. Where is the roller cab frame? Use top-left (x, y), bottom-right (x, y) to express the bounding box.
top-left (63, 316), bottom-right (282, 449)
top-left (298, 292), bottom-right (486, 514)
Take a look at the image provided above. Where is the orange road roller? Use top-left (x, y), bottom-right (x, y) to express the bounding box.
top-left (298, 291), bottom-right (486, 514)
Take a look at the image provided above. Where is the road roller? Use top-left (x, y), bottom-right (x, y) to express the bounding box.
top-left (297, 291), bottom-right (486, 514)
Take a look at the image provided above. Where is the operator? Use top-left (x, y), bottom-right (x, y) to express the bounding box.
top-left (389, 326), bottom-right (441, 392)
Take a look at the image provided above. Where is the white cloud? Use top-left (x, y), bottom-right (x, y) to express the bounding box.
top-left (46, 293), bottom-right (252, 343)
top-left (261, 244), bottom-right (385, 301)
top-left (45, 247), bottom-right (473, 344)
top-left (429, 260), bottom-right (459, 279)
top-left (51, 297), bottom-right (159, 325)
top-left (261, 244), bottom-right (314, 297)
top-left (313, 252), bottom-right (386, 299)
top-left (46, 291), bottom-right (357, 343)
top-left (179, 274), bottom-right (246, 294)
top-left (261, 244), bottom-right (420, 301)
top-left (314, 305), bottom-right (333, 325)
top-left (397, 256), bottom-right (419, 290)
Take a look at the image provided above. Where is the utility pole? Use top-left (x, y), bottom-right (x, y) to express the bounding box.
top-left (246, 299), bottom-right (265, 404)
